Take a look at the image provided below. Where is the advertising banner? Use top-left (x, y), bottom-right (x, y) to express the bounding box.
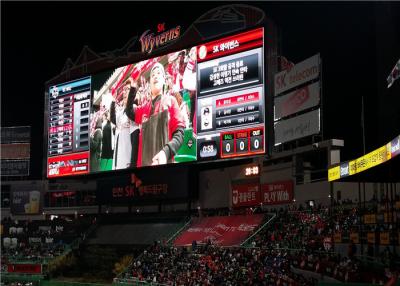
top-left (232, 182), bottom-right (260, 207)
top-left (97, 166), bottom-right (189, 204)
top-left (274, 81), bottom-right (320, 120)
top-left (1, 126), bottom-right (31, 144)
top-left (274, 109), bottom-right (320, 145)
top-left (1, 144), bottom-right (30, 160)
top-left (356, 145), bottom-right (388, 173)
top-left (391, 135), bottom-right (400, 158)
top-left (1, 160), bottom-right (29, 176)
top-left (274, 54), bottom-right (320, 95)
top-left (261, 181), bottom-right (293, 205)
top-left (11, 184), bottom-right (42, 215)
top-left (328, 134), bottom-right (399, 182)
top-left (7, 264), bottom-right (42, 274)
top-left (173, 214), bottom-right (264, 246)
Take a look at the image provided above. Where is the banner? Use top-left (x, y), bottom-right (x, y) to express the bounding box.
top-left (274, 54), bottom-right (320, 95)
top-left (274, 109), bottom-right (320, 145)
top-left (386, 58), bottom-right (400, 88)
top-left (174, 214), bottom-right (264, 246)
top-left (232, 182), bottom-right (260, 207)
top-left (1, 143), bottom-right (30, 159)
top-left (11, 184), bottom-right (42, 215)
top-left (391, 135), bottom-right (400, 158)
top-left (1, 159), bottom-right (30, 176)
top-left (356, 145), bottom-right (388, 173)
top-left (261, 181), bottom-right (293, 205)
top-left (1, 126), bottom-right (31, 144)
top-left (97, 166), bottom-right (189, 204)
top-left (328, 134), bottom-right (400, 182)
top-left (274, 81), bottom-right (320, 120)
top-left (7, 264), bottom-right (42, 274)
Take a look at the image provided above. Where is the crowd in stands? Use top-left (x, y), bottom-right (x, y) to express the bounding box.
top-left (124, 243), bottom-right (317, 285)
top-left (117, 204), bottom-right (399, 285)
top-left (1, 215), bottom-right (95, 265)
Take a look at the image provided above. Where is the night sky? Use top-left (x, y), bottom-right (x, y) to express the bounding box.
top-left (2, 2), bottom-right (400, 179)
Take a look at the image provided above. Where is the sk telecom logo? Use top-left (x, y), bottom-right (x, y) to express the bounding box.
top-left (140, 23), bottom-right (181, 54)
top-left (131, 174), bottom-right (142, 188)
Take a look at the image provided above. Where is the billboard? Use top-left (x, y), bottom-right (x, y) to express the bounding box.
top-left (231, 182), bottom-right (260, 208)
top-left (11, 185), bottom-right (42, 215)
top-left (274, 81), bottom-right (320, 120)
top-left (96, 166), bottom-right (189, 204)
top-left (328, 134), bottom-right (400, 181)
top-left (274, 54), bottom-right (320, 95)
top-left (274, 109), bottom-right (320, 145)
top-left (46, 28), bottom-right (266, 178)
top-left (1, 160), bottom-right (30, 176)
top-left (1, 126), bottom-right (31, 177)
top-left (1, 126), bottom-right (31, 144)
top-left (261, 181), bottom-right (293, 205)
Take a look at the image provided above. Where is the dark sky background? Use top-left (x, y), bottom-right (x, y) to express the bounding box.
top-left (2, 2), bottom-right (400, 179)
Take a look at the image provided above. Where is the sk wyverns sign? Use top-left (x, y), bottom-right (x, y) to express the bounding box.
top-left (140, 23), bottom-right (181, 54)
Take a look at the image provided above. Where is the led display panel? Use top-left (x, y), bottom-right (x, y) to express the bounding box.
top-left (196, 28), bottom-right (265, 161)
top-left (46, 28), bottom-right (266, 177)
top-left (47, 77), bottom-right (91, 177)
top-left (89, 47), bottom-right (197, 172)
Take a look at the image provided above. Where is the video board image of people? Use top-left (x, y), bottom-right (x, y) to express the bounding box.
top-left (89, 47), bottom-right (197, 172)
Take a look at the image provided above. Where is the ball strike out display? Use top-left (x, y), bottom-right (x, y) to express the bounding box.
top-left (196, 28), bottom-right (265, 161)
top-left (46, 28), bottom-right (266, 178)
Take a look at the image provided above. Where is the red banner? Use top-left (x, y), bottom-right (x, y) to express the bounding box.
top-left (7, 264), bottom-right (42, 274)
top-left (232, 183), bottom-right (260, 207)
top-left (261, 181), bottom-right (293, 205)
top-left (197, 28), bottom-right (263, 62)
top-left (47, 152), bottom-right (89, 178)
top-left (174, 214), bottom-right (264, 246)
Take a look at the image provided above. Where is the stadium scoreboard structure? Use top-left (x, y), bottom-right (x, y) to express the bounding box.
top-left (44, 6), bottom-right (277, 178)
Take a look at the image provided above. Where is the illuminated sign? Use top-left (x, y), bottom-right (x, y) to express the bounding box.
top-left (197, 28), bottom-right (265, 162)
top-left (245, 165), bottom-right (259, 176)
top-left (140, 24), bottom-right (181, 54)
top-left (47, 77), bottom-right (91, 178)
top-left (46, 28), bottom-right (266, 178)
top-left (328, 134), bottom-right (399, 181)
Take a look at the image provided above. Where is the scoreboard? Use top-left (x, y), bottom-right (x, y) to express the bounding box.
top-left (45, 27), bottom-right (267, 178)
top-left (196, 28), bottom-right (265, 161)
top-left (47, 77), bottom-right (91, 177)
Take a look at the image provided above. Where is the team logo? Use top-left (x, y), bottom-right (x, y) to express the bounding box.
top-left (140, 24), bottom-right (181, 54)
top-left (50, 86), bottom-right (59, 98)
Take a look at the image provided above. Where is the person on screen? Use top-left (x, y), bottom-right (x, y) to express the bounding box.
top-left (110, 79), bottom-right (139, 169)
top-left (90, 118), bottom-right (102, 172)
top-left (100, 111), bottom-right (113, 171)
top-left (126, 62), bottom-right (185, 167)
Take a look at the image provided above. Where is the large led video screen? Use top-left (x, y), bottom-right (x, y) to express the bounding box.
top-left (46, 28), bottom-right (265, 178)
